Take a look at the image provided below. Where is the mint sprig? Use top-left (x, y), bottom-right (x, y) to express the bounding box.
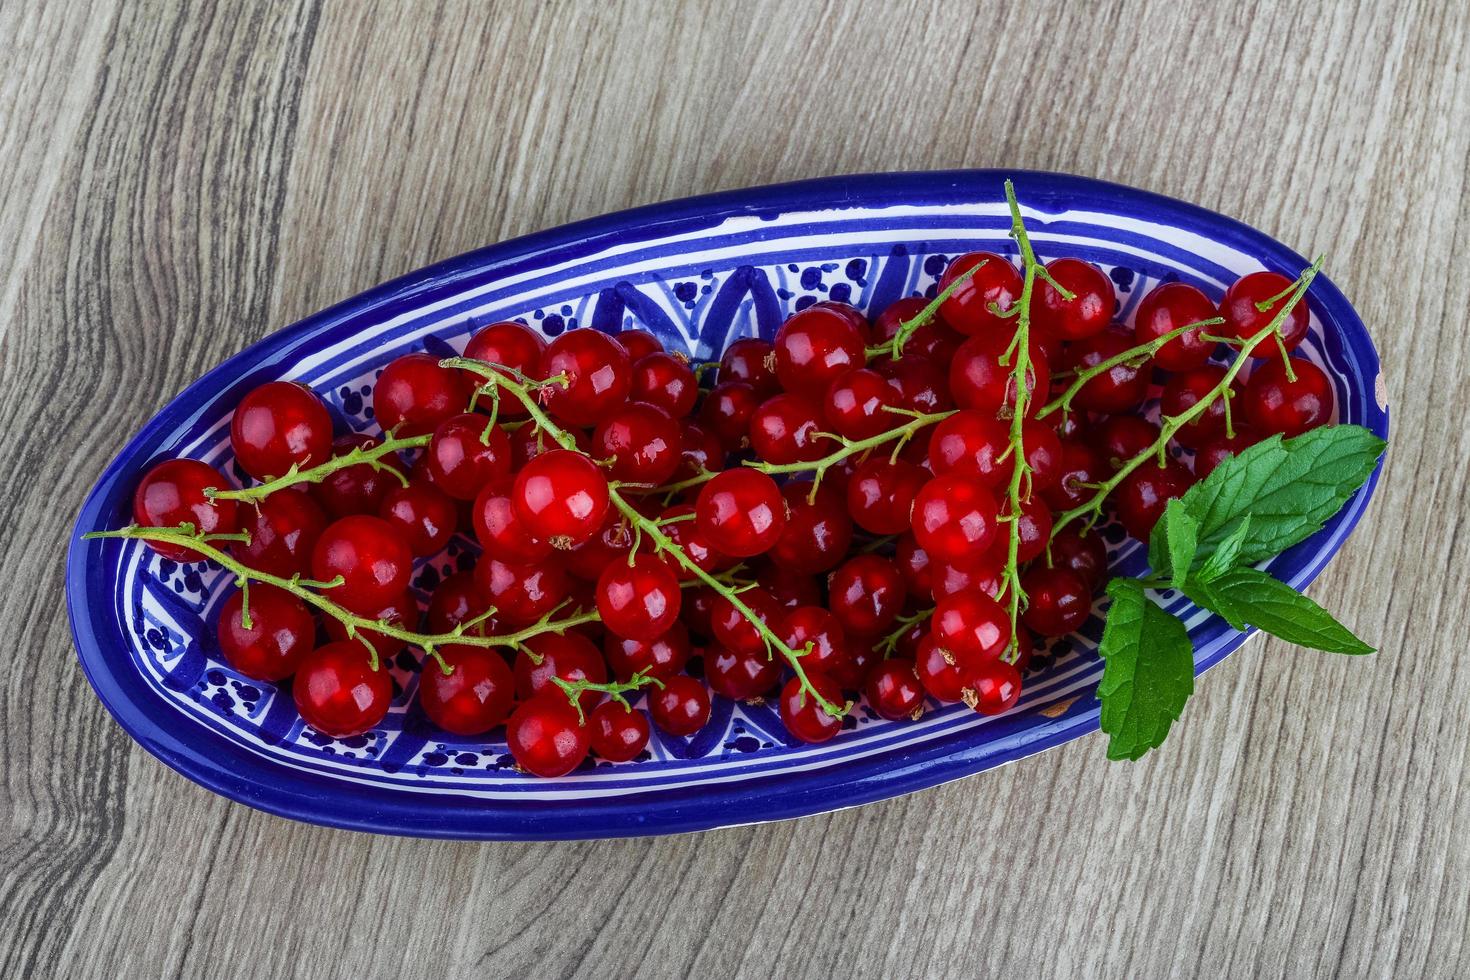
top-left (1099, 423), bottom-right (1385, 760)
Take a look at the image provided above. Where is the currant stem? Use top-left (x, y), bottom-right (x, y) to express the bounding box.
top-left (865, 262), bottom-right (983, 360)
top-left (204, 433), bottom-right (430, 504)
top-left (1034, 317), bottom-right (1226, 419)
top-left (1050, 255), bottom-right (1325, 537)
top-left (552, 669), bottom-right (664, 724)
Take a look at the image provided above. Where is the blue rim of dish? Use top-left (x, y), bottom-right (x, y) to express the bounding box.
top-left (66, 170), bottom-right (1389, 839)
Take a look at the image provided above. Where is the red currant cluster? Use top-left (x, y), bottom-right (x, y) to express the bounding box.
top-left (116, 221), bottom-right (1330, 777)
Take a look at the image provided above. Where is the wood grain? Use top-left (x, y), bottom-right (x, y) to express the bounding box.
top-left (2, 1), bottom-right (1467, 976)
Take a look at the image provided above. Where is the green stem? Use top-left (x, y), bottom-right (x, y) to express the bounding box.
top-left (865, 262), bottom-right (984, 360)
top-left (204, 433), bottom-right (429, 504)
top-left (1051, 256), bottom-right (1324, 537)
top-left (1035, 317), bottom-right (1226, 419)
top-left (552, 670), bottom-right (665, 723)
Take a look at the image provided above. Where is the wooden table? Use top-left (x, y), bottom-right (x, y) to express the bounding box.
top-left (3, 1), bottom-right (1467, 976)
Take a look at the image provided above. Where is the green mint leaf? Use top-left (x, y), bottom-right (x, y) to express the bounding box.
top-left (1197, 514), bottom-right (1251, 580)
top-left (1159, 499), bottom-right (1199, 589)
top-left (1098, 579), bottom-right (1196, 760)
top-left (1179, 425), bottom-right (1386, 565)
top-left (1184, 565), bottom-right (1374, 654)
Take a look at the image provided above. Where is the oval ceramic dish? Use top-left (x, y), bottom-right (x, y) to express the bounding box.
top-left (67, 171), bottom-right (1388, 840)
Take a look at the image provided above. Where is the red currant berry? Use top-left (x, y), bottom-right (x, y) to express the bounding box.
top-left (878, 356), bottom-right (954, 415)
top-left (132, 459), bottom-right (240, 560)
top-left (938, 251), bottom-right (1023, 336)
top-left (709, 587), bottom-right (780, 655)
top-left (595, 553), bottom-right (681, 641)
top-left (310, 434), bottom-right (407, 518)
top-left (932, 588), bottom-right (1010, 668)
top-left (1221, 271), bottom-right (1309, 353)
top-left (655, 503), bottom-right (728, 577)
top-left (779, 673), bottom-right (845, 744)
top-left (705, 644), bottom-right (782, 701)
top-left (425, 413), bottom-right (511, 500)
top-left (1031, 257), bottom-right (1115, 341)
top-left (426, 569), bottom-right (495, 639)
top-left (1114, 458), bottom-right (1194, 541)
top-left (1133, 282), bottom-right (1218, 371)
top-left (809, 299), bottom-right (871, 341)
top-left (991, 494), bottom-right (1052, 564)
top-left (512, 449), bottom-right (609, 547)
top-left (914, 632), bottom-right (969, 703)
top-left (230, 381), bottom-right (333, 480)
top-left (378, 482), bottom-right (456, 557)
top-left (950, 332), bottom-right (1050, 416)
top-left (217, 585), bottom-right (314, 681)
top-left (718, 337), bottom-right (779, 394)
top-left (630, 351), bottom-right (697, 418)
top-left (895, 533), bottom-right (936, 601)
top-left (1045, 527), bottom-right (1109, 591)
top-left (649, 675), bottom-right (711, 736)
top-left (933, 553), bottom-right (1003, 600)
top-left (463, 321), bottom-right (546, 418)
top-left (588, 700), bottom-right (650, 762)
top-left (912, 474), bottom-right (1000, 564)
top-left (540, 329), bottom-right (631, 426)
top-left (873, 296), bottom-right (962, 361)
top-left (1063, 327), bottom-right (1151, 414)
top-left (1021, 420), bottom-right (1064, 491)
top-left (699, 381), bottom-right (760, 448)
top-left (604, 622), bottom-right (691, 681)
top-left (1242, 358), bottom-right (1333, 437)
top-left (770, 481), bottom-right (853, 573)
top-left (233, 488), bottom-right (326, 577)
top-left (1161, 365), bottom-right (1236, 449)
top-left (593, 402), bottom-right (681, 484)
top-left (823, 368), bottom-right (897, 440)
top-left (506, 695), bottom-right (589, 777)
top-left (1040, 440), bottom-right (1108, 511)
top-left (695, 468), bottom-right (786, 557)
top-left (473, 554), bottom-right (569, 625)
top-left (828, 555), bottom-right (907, 637)
top-left (1193, 427), bottom-right (1261, 479)
top-left (311, 514), bottom-right (412, 612)
top-left (674, 420), bottom-right (724, 482)
top-left (374, 353), bottom-right (470, 436)
top-left (846, 458), bottom-right (927, 535)
top-left (864, 658), bottom-right (925, 720)
top-left (756, 562), bottom-right (822, 610)
top-left (968, 661), bottom-right (1022, 715)
top-left (616, 330), bottom-right (663, 362)
top-left (749, 393), bottom-right (829, 464)
top-left (323, 588), bottom-right (418, 661)
top-left (472, 490), bottom-right (552, 564)
top-left (293, 642), bottom-right (392, 737)
top-left (1095, 415), bottom-right (1162, 470)
top-left (419, 646), bottom-right (515, 735)
top-left (772, 306), bottom-right (865, 391)
top-left (1020, 566), bottom-right (1092, 636)
top-left (516, 632), bottom-right (607, 711)
top-left (778, 605), bottom-right (852, 679)
top-left (928, 411), bottom-right (1009, 487)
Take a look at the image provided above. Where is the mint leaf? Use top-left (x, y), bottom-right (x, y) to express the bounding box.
top-left (1184, 566), bottom-right (1374, 654)
top-left (1098, 579), bottom-right (1196, 760)
top-left (1179, 425), bottom-right (1386, 565)
top-left (1148, 498), bottom-right (1199, 589)
top-left (1197, 514), bottom-right (1251, 581)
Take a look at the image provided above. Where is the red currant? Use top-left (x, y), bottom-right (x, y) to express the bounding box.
top-left (604, 622), bottom-right (691, 681)
top-left (463, 320), bottom-right (546, 418)
top-left (132, 459), bottom-right (240, 560)
top-left (217, 585), bottom-right (315, 681)
top-left (426, 570), bottom-right (495, 640)
top-left (293, 642), bottom-right (392, 737)
top-left (419, 646), bottom-right (515, 735)
top-left (718, 337), bottom-right (779, 394)
top-left (749, 393), bottom-right (829, 464)
top-left (914, 632), bottom-right (969, 703)
top-left (654, 503), bottom-right (728, 577)
top-left (588, 700), bottom-right (650, 762)
top-left (516, 632), bottom-right (607, 711)
top-left (1095, 415), bottom-right (1162, 470)
top-left (845, 458), bottom-right (927, 535)
top-left (1114, 458), bottom-right (1194, 541)
top-left (770, 481), bottom-right (853, 573)
top-left (616, 330), bottom-right (663, 361)
top-left (323, 588), bottom-right (418, 661)
top-left (1031, 257), bottom-right (1115, 341)
top-left (932, 552), bottom-right (1003, 600)
top-left (509, 418), bottom-right (590, 470)
top-left (864, 658), bottom-right (926, 720)
top-left (1045, 527), bottom-right (1109, 591)
top-left (230, 381), bottom-right (333, 479)
top-left (932, 588), bottom-right (1010, 668)
top-left (895, 533), bottom-right (936, 601)
top-left (512, 449), bottom-right (609, 547)
top-left (878, 356), bottom-right (954, 415)
top-left (310, 434), bottom-right (407, 518)
top-left (873, 297), bottom-right (962, 361)
top-left (374, 353), bottom-right (470, 436)
top-left (506, 694), bottom-right (589, 777)
top-left (772, 306), bottom-right (865, 391)
top-left (540, 329), bottom-right (631, 426)
top-left (992, 494), bottom-right (1052, 563)
top-left (1040, 440), bottom-right (1108, 511)
top-left (809, 299), bottom-right (871, 341)
top-left (828, 555), bottom-right (906, 637)
top-left (233, 488), bottom-right (326, 577)
top-left (756, 562), bottom-right (822, 610)
top-left (938, 251), bottom-right (1023, 336)
top-left (1193, 427), bottom-right (1261, 479)
top-left (911, 474), bottom-right (1000, 564)
top-left (969, 661), bottom-right (1022, 715)
top-left (1133, 282), bottom-right (1218, 371)
top-left (710, 587), bottom-right (780, 655)
top-left (675, 420), bottom-right (724, 482)
top-left (1220, 271), bottom-right (1309, 353)
top-left (649, 675), bottom-right (711, 736)
top-left (473, 554), bottom-right (569, 625)
top-left (1020, 566), bottom-right (1092, 636)
top-left (779, 673), bottom-right (845, 744)
top-left (1063, 326), bottom-right (1151, 414)
top-left (471, 489), bottom-right (552, 564)
top-left (595, 553), bottom-right (681, 641)
top-left (706, 644), bottom-right (782, 700)
top-left (823, 368), bottom-right (897, 440)
top-left (311, 514), bottom-right (412, 612)
top-left (378, 482), bottom-right (456, 557)
top-left (1161, 365), bottom-right (1235, 448)
top-left (950, 332), bottom-right (1050, 416)
top-left (1242, 358), bottom-right (1332, 437)
top-left (630, 351), bottom-right (698, 418)
top-left (694, 469), bottom-right (786, 557)
top-left (426, 413), bottom-right (511, 500)
top-left (593, 402), bottom-right (681, 484)
top-left (699, 381), bottom-right (760, 448)
top-left (778, 605), bottom-right (852, 679)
